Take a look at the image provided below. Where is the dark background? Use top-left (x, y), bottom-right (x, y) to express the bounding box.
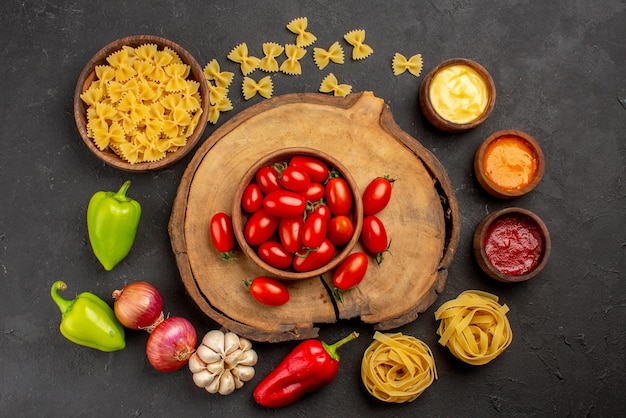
top-left (1, 1), bottom-right (624, 416)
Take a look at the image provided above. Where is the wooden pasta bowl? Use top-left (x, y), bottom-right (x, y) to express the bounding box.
top-left (232, 147), bottom-right (363, 281)
top-left (73, 35), bottom-right (210, 172)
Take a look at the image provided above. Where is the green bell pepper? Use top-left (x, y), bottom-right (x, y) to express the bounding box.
top-left (50, 281), bottom-right (125, 352)
top-left (87, 180), bottom-right (141, 271)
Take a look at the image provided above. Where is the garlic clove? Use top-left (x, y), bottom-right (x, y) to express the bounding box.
top-left (196, 344), bottom-right (221, 364)
top-left (188, 353), bottom-right (207, 373)
top-left (202, 329), bottom-right (225, 354)
top-left (233, 373), bottom-right (244, 389)
top-left (192, 369), bottom-right (217, 388)
top-left (218, 370), bottom-right (235, 396)
top-left (239, 336), bottom-right (253, 351)
top-left (232, 365), bottom-right (255, 383)
top-left (224, 332), bottom-right (240, 356)
top-left (205, 376), bottom-right (221, 394)
top-left (237, 349), bottom-right (258, 367)
top-left (206, 360), bottom-right (225, 375)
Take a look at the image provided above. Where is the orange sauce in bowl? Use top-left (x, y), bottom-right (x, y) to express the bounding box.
top-left (483, 136), bottom-right (538, 191)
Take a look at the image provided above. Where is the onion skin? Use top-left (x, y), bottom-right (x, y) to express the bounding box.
top-left (112, 281), bottom-right (163, 331)
top-left (147, 316), bottom-right (197, 372)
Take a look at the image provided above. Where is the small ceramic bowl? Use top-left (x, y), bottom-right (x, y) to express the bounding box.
top-left (232, 147), bottom-right (363, 281)
top-left (474, 130), bottom-right (545, 199)
top-left (73, 35), bottom-right (209, 172)
top-left (473, 207), bottom-right (551, 283)
top-left (419, 58), bottom-right (496, 133)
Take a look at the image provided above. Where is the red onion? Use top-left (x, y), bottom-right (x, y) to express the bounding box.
top-left (112, 281), bottom-right (164, 332)
top-left (146, 316), bottom-right (197, 372)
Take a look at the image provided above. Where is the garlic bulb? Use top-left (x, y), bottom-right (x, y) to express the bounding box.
top-left (189, 330), bottom-right (258, 395)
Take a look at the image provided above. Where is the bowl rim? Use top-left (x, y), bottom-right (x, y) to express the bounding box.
top-left (473, 207), bottom-right (551, 283)
top-left (73, 34), bottom-right (210, 172)
top-left (419, 57), bottom-right (496, 133)
top-left (474, 129), bottom-right (545, 199)
top-left (232, 146), bottom-right (364, 281)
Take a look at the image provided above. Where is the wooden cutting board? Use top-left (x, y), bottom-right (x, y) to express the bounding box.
top-left (169, 92), bottom-right (460, 342)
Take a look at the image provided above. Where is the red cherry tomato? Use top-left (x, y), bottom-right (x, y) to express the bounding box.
top-left (246, 276), bottom-right (289, 306)
top-left (302, 211), bottom-right (327, 248)
top-left (278, 217), bottom-right (304, 253)
top-left (244, 209), bottom-right (279, 246)
top-left (325, 177), bottom-right (352, 216)
top-left (293, 239), bottom-right (335, 272)
top-left (255, 166), bottom-right (283, 194)
top-left (327, 215), bottom-right (355, 246)
top-left (258, 241), bottom-right (293, 269)
top-left (300, 182), bottom-right (325, 202)
top-left (210, 213), bottom-right (235, 258)
top-left (362, 176), bottom-right (395, 215)
top-left (290, 155), bottom-right (330, 183)
top-left (361, 215), bottom-right (390, 264)
top-left (263, 190), bottom-right (307, 218)
top-left (241, 183), bottom-right (264, 213)
top-left (279, 166), bottom-right (310, 192)
top-left (333, 252), bottom-right (369, 291)
top-left (309, 203), bottom-right (332, 223)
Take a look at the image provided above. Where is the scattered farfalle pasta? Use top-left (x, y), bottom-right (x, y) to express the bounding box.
top-left (319, 73), bottom-right (352, 97)
top-left (228, 43), bottom-right (261, 76)
top-left (280, 44), bottom-right (307, 75)
top-left (392, 53), bottom-right (423, 77)
top-left (344, 29), bottom-right (374, 60)
top-left (242, 76), bottom-right (274, 100)
top-left (434, 290), bottom-right (513, 366)
top-left (208, 97), bottom-right (233, 125)
top-left (203, 59), bottom-right (234, 89)
top-left (80, 43), bottom-right (204, 163)
top-left (313, 41), bottom-right (345, 70)
top-left (259, 42), bottom-right (285, 72)
top-left (361, 332), bottom-right (438, 403)
top-left (286, 17), bottom-right (317, 48)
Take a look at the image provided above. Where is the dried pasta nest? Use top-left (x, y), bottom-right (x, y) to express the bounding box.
top-left (361, 331), bottom-right (437, 403)
top-left (434, 290), bottom-right (513, 365)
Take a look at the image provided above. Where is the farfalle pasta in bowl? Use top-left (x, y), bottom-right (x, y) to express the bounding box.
top-left (74, 35), bottom-right (210, 172)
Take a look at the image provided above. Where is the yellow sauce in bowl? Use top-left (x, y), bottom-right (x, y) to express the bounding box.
top-left (429, 64), bottom-right (489, 124)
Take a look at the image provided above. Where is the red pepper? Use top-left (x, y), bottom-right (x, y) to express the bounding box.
top-left (253, 331), bottom-right (359, 408)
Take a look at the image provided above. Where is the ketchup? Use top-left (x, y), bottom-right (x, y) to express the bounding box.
top-left (484, 213), bottom-right (544, 276)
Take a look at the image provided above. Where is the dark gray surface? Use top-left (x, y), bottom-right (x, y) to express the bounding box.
top-left (1, 1), bottom-right (624, 416)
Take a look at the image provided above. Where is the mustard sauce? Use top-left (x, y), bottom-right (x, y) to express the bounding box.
top-left (429, 64), bottom-right (489, 124)
top-left (483, 136), bottom-right (538, 191)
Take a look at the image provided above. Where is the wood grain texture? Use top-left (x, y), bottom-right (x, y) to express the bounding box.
top-left (169, 92), bottom-right (460, 342)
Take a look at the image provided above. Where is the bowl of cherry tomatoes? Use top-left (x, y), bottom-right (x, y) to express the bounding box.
top-left (232, 147), bottom-right (363, 281)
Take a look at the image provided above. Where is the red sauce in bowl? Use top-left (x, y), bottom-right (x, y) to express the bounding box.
top-left (484, 213), bottom-right (544, 276)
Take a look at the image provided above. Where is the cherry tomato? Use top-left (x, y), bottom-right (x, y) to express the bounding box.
top-left (278, 217), bottom-right (304, 253)
top-left (258, 241), bottom-right (293, 269)
top-left (361, 215), bottom-right (390, 264)
top-left (210, 213), bottom-right (235, 260)
top-left (302, 212), bottom-right (327, 248)
top-left (333, 252), bottom-right (369, 291)
top-left (244, 209), bottom-right (279, 246)
top-left (327, 215), bottom-right (354, 246)
top-left (241, 183), bottom-right (264, 213)
top-left (363, 176), bottom-right (395, 215)
top-left (263, 190), bottom-right (306, 218)
top-left (300, 182), bottom-right (325, 202)
top-left (279, 166), bottom-right (310, 192)
top-left (290, 155), bottom-right (330, 183)
top-left (325, 177), bottom-right (352, 216)
top-left (309, 203), bottom-right (332, 223)
top-left (246, 276), bottom-right (289, 306)
top-left (293, 239), bottom-right (335, 272)
top-left (255, 166), bottom-right (283, 195)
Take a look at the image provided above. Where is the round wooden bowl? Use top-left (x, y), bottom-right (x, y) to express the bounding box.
top-left (419, 58), bottom-right (496, 133)
top-left (473, 207), bottom-right (551, 283)
top-left (474, 129), bottom-right (545, 199)
top-left (232, 147), bottom-right (363, 281)
top-left (73, 35), bottom-right (210, 172)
